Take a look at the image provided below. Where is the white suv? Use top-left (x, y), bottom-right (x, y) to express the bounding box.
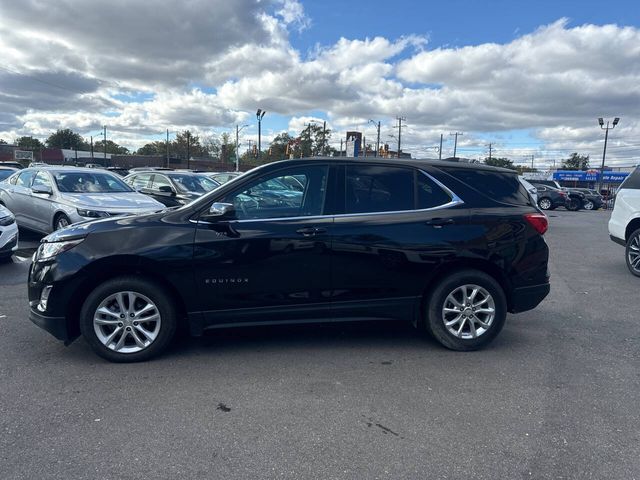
top-left (609, 166), bottom-right (640, 276)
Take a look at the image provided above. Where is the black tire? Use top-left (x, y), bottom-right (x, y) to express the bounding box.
top-left (565, 198), bottom-right (581, 211)
top-left (625, 228), bottom-right (640, 278)
top-left (79, 276), bottom-right (178, 362)
top-left (538, 197), bottom-right (552, 210)
top-left (425, 270), bottom-right (507, 351)
top-left (54, 213), bottom-right (71, 230)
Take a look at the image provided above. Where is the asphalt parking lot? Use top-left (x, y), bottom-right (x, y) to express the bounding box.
top-left (0, 210), bottom-right (638, 480)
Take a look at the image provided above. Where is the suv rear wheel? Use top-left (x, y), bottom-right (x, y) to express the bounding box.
top-left (79, 276), bottom-right (177, 362)
top-left (626, 228), bottom-right (640, 277)
top-left (538, 198), bottom-right (553, 210)
top-left (425, 270), bottom-right (507, 351)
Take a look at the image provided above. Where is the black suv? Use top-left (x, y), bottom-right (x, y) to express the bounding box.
top-left (28, 158), bottom-right (550, 362)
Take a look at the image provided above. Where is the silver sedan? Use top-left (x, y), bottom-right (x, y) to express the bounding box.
top-left (0, 167), bottom-right (165, 233)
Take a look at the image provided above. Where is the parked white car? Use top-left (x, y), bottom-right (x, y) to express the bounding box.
top-left (608, 166), bottom-right (640, 276)
top-left (0, 167), bottom-right (165, 233)
top-left (0, 204), bottom-right (19, 260)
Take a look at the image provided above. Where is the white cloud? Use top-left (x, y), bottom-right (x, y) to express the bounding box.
top-left (0, 5), bottom-right (638, 164)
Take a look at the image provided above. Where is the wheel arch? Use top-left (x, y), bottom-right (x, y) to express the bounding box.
top-left (417, 259), bottom-right (513, 326)
top-left (64, 255), bottom-right (189, 340)
top-left (625, 218), bottom-right (640, 242)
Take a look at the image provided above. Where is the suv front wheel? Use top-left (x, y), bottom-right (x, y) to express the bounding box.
top-left (79, 276), bottom-right (177, 362)
top-left (425, 270), bottom-right (507, 351)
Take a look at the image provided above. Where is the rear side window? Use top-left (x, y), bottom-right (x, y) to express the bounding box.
top-left (16, 170), bottom-right (35, 188)
top-left (620, 167), bottom-right (640, 190)
top-left (442, 168), bottom-right (531, 206)
top-left (346, 165), bottom-right (414, 213)
top-left (417, 172), bottom-right (452, 208)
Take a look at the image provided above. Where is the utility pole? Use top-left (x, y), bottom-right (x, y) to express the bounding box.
top-left (235, 124), bottom-right (248, 171)
top-left (363, 135), bottom-right (367, 157)
top-left (90, 136), bottom-right (94, 159)
top-left (166, 129), bottom-right (169, 168)
top-left (369, 120), bottom-right (381, 157)
top-left (103, 125), bottom-right (107, 163)
top-left (531, 154), bottom-right (534, 170)
top-left (450, 132), bottom-right (463, 158)
top-left (598, 117), bottom-right (620, 192)
top-left (186, 131), bottom-right (190, 169)
top-left (322, 121), bottom-right (326, 156)
top-left (439, 134), bottom-right (443, 160)
top-left (488, 143), bottom-right (492, 162)
top-left (340, 138), bottom-right (343, 156)
top-left (396, 116), bottom-right (406, 158)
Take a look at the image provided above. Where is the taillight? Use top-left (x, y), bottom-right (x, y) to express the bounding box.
top-left (524, 213), bottom-right (548, 235)
top-left (559, 191), bottom-right (567, 197)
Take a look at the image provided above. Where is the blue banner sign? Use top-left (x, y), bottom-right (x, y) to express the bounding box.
top-left (553, 170), bottom-right (629, 183)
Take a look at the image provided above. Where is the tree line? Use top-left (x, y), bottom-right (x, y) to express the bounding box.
top-left (0, 124), bottom-right (337, 164)
top-left (484, 152), bottom-right (590, 172)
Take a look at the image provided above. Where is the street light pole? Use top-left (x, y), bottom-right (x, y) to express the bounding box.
top-left (235, 124), bottom-right (249, 172)
top-left (103, 125), bottom-right (107, 164)
top-left (256, 109), bottom-right (266, 160)
top-left (598, 117), bottom-right (620, 192)
top-left (186, 131), bottom-right (191, 170)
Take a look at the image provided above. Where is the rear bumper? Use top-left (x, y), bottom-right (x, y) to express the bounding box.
top-left (29, 308), bottom-right (70, 342)
top-left (610, 234), bottom-right (626, 247)
top-left (509, 283), bottom-right (550, 313)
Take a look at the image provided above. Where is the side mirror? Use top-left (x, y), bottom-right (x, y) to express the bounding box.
top-left (201, 202), bottom-right (235, 221)
top-left (32, 185), bottom-right (53, 195)
top-left (158, 185), bottom-right (176, 196)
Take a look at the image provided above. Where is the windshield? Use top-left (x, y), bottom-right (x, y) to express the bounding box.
top-left (170, 174), bottom-right (219, 193)
top-left (53, 171), bottom-right (133, 193)
top-left (0, 170), bottom-right (15, 181)
top-left (253, 178), bottom-right (290, 191)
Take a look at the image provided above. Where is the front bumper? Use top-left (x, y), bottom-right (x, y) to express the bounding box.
top-left (29, 308), bottom-right (70, 342)
top-left (509, 282), bottom-right (550, 313)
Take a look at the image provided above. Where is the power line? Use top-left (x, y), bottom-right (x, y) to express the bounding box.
top-left (0, 64), bottom-right (90, 95)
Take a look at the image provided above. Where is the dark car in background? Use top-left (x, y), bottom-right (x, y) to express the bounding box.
top-left (106, 167), bottom-right (130, 177)
top-left (28, 158), bottom-right (550, 362)
top-left (530, 183), bottom-right (568, 210)
top-left (567, 188), bottom-right (603, 210)
top-left (205, 171), bottom-right (242, 184)
top-left (124, 171), bottom-right (220, 207)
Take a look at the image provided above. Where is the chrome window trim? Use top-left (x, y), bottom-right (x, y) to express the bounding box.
top-left (193, 169), bottom-right (464, 224)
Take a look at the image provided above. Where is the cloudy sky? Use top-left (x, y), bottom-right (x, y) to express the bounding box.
top-left (0, 0), bottom-right (639, 168)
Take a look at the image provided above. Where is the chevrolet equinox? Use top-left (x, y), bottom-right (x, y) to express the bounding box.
top-left (28, 158), bottom-right (550, 362)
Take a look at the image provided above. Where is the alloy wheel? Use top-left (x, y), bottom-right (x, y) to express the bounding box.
top-left (583, 200), bottom-right (594, 210)
top-left (56, 216), bottom-right (70, 229)
top-left (539, 198), bottom-right (551, 210)
top-left (441, 284), bottom-right (496, 339)
top-left (628, 234), bottom-right (640, 274)
top-left (93, 291), bottom-right (161, 354)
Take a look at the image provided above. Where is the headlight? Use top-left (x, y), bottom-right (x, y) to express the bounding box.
top-left (0, 213), bottom-right (15, 226)
top-left (77, 209), bottom-right (110, 218)
top-left (37, 239), bottom-right (84, 261)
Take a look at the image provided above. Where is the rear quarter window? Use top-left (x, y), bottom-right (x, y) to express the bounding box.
top-left (619, 168), bottom-right (640, 190)
top-left (440, 168), bottom-right (532, 206)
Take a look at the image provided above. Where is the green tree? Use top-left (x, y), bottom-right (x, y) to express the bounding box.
top-left (174, 130), bottom-right (206, 159)
top-left (46, 129), bottom-right (88, 149)
top-left (93, 139), bottom-right (129, 155)
top-left (264, 132), bottom-right (295, 162)
top-left (561, 152), bottom-right (589, 170)
top-left (516, 165), bottom-right (537, 175)
top-left (484, 157), bottom-right (517, 170)
top-left (0, 139), bottom-right (7, 145)
top-left (136, 141), bottom-right (168, 156)
top-left (297, 124), bottom-right (332, 157)
top-left (15, 136), bottom-right (44, 150)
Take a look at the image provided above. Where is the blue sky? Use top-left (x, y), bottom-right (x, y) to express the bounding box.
top-left (1, 0), bottom-right (638, 166)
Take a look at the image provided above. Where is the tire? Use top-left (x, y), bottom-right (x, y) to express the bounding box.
top-left (79, 276), bottom-right (178, 362)
top-left (625, 228), bottom-right (640, 277)
top-left (565, 198), bottom-right (582, 211)
top-left (583, 200), bottom-right (594, 210)
top-left (425, 270), bottom-right (507, 351)
top-left (538, 198), bottom-right (552, 210)
top-left (54, 213), bottom-right (71, 230)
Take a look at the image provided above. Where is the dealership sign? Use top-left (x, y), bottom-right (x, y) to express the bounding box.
top-left (553, 170), bottom-right (629, 183)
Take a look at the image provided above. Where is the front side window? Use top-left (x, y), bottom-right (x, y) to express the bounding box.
top-left (150, 174), bottom-right (173, 191)
top-left (170, 174), bottom-right (218, 193)
top-left (32, 171), bottom-right (53, 189)
top-left (223, 165), bottom-right (328, 220)
top-left (128, 174), bottom-right (152, 190)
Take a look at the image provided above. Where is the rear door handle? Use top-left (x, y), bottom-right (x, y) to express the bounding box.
top-left (296, 227), bottom-right (326, 237)
top-left (425, 218), bottom-right (455, 227)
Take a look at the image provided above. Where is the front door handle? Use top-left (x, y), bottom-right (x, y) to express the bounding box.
top-left (296, 227), bottom-right (327, 237)
top-left (425, 218), bottom-right (455, 227)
